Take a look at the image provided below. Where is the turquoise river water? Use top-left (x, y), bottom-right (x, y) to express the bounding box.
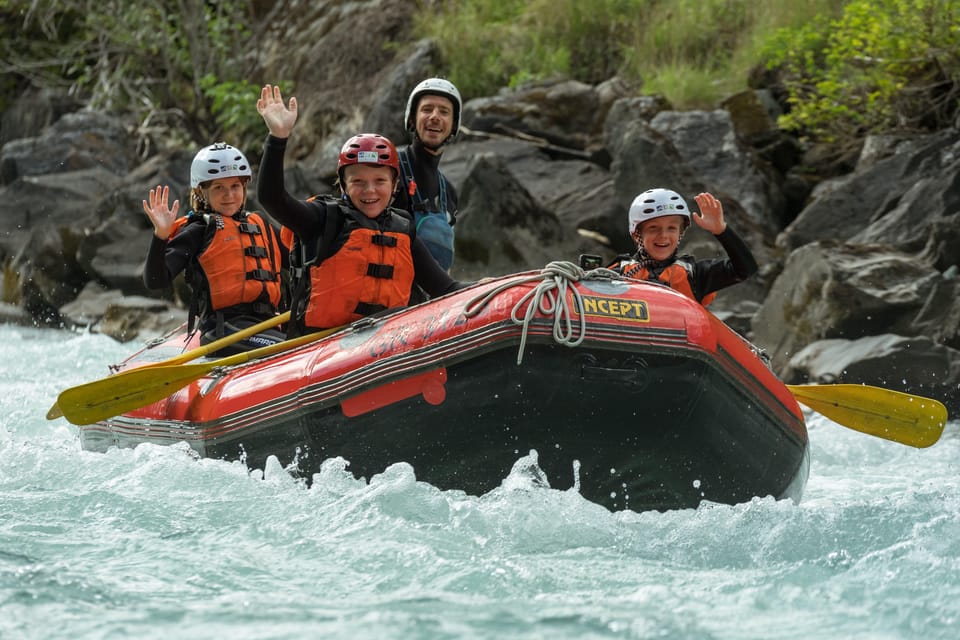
top-left (1, 324), bottom-right (958, 639)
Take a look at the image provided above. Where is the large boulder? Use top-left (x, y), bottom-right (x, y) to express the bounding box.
top-left (462, 79), bottom-right (626, 151)
top-left (752, 241), bottom-right (941, 370)
top-left (454, 152), bottom-right (588, 280)
top-left (0, 110), bottom-right (136, 184)
top-left (0, 167), bottom-right (124, 256)
top-left (649, 108), bottom-right (786, 234)
top-left (257, 0), bottom-right (418, 169)
top-left (361, 39), bottom-right (442, 147)
top-left (779, 129), bottom-right (960, 253)
top-left (442, 136), bottom-right (614, 248)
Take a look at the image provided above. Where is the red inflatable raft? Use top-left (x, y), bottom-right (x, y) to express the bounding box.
top-left (75, 264), bottom-right (810, 512)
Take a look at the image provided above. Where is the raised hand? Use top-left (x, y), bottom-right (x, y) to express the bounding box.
top-left (692, 192), bottom-right (727, 235)
top-left (257, 84), bottom-right (298, 139)
top-left (142, 185), bottom-right (180, 240)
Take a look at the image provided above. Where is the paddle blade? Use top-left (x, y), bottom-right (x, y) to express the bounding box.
top-left (56, 361), bottom-right (218, 426)
top-left (787, 384), bottom-right (948, 448)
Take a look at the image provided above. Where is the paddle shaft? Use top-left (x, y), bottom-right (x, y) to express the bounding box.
top-left (162, 310), bottom-right (291, 365)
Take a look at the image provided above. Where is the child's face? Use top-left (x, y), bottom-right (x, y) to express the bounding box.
top-left (204, 177), bottom-right (246, 216)
top-left (343, 164), bottom-right (397, 218)
top-left (635, 215), bottom-right (685, 261)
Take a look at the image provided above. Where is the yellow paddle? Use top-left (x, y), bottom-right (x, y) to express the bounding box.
top-left (46, 311), bottom-right (291, 420)
top-left (51, 325), bottom-right (342, 426)
top-left (786, 383), bottom-right (949, 448)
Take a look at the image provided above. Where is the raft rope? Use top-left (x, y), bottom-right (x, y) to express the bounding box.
top-left (463, 261), bottom-right (621, 364)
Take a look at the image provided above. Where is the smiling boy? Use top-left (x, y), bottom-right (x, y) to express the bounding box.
top-left (612, 188), bottom-right (758, 306)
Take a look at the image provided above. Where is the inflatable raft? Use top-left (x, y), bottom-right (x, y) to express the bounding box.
top-left (69, 264), bottom-right (811, 512)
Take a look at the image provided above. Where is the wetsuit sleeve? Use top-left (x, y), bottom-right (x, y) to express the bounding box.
top-left (142, 223), bottom-right (205, 289)
top-left (412, 238), bottom-right (472, 296)
top-left (717, 226), bottom-right (758, 279)
top-left (256, 134), bottom-right (321, 238)
top-left (691, 226), bottom-right (759, 299)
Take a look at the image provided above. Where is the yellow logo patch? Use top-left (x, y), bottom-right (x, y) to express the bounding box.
top-left (577, 296), bottom-right (649, 322)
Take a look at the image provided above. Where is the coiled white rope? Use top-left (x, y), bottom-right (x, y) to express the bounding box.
top-left (463, 261), bottom-right (621, 364)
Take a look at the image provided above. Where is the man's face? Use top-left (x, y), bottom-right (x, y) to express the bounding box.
top-left (414, 94), bottom-right (455, 151)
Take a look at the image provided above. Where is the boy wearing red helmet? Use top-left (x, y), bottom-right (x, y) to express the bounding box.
top-left (255, 84), bottom-right (469, 336)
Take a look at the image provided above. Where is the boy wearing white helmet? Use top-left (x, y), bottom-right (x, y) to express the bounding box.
top-left (142, 142), bottom-right (287, 353)
top-left (393, 77), bottom-right (462, 275)
top-left (611, 189), bottom-right (757, 305)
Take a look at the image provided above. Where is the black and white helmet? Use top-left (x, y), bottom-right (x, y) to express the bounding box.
top-left (190, 142), bottom-right (251, 188)
top-left (404, 77), bottom-right (462, 137)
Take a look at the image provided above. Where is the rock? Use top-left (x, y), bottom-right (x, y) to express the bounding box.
top-left (603, 94), bottom-right (673, 156)
top-left (454, 152), bottom-right (581, 279)
top-left (780, 130), bottom-right (960, 252)
top-left (912, 274), bottom-right (960, 350)
top-left (0, 167), bottom-right (124, 256)
top-left (751, 241), bottom-right (940, 371)
top-left (0, 86), bottom-right (80, 147)
top-left (0, 301), bottom-right (33, 327)
top-left (462, 79), bottom-right (609, 150)
top-left (361, 39), bottom-right (442, 146)
top-left (97, 295), bottom-right (187, 343)
top-left (0, 110), bottom-right (136, 184)
top-left (649, 109), bottom-right (786, 233)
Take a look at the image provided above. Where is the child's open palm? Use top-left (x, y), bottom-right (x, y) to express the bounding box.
top-left (692, 192), bottom-right (727, 234)
top-left (257, 84), bottom-right (298, 139)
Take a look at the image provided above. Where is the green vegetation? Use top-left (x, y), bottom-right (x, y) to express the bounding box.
top-left (1, 0), bottom-right (957, 151)
top-left (762, 0), bottom-right (960, 141)
top-left (0, 0), bottom-right (285, 154)
top-left (416, 0), bottom-right (846, 108)
top-left (418, 0), bottom-right (959, 143)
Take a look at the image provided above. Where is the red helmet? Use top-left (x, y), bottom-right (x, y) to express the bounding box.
top-left (337, 133), bottom-right (399, 181)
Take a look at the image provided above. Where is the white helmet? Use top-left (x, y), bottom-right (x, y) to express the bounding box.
top-left (628, 188), bottom-right (691, 233)
top-left (190, 142), bottom-right (251, 188)
top-left (404, 77), bottom-right (462, 137)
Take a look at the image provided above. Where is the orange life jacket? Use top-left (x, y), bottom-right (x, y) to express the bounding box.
top-left (169, 211), bottom-right (282, 313)
top-left (620, 259), bottom-right (717, 306)
top-left (300, 207), bottom-right (415, 330)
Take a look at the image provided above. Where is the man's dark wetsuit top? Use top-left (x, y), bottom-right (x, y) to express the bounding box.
top-left (393, 140), bottom-right (459, 219)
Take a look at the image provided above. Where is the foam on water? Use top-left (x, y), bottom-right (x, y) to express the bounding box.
top-left (1, 326), bottom-right (958, 639)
